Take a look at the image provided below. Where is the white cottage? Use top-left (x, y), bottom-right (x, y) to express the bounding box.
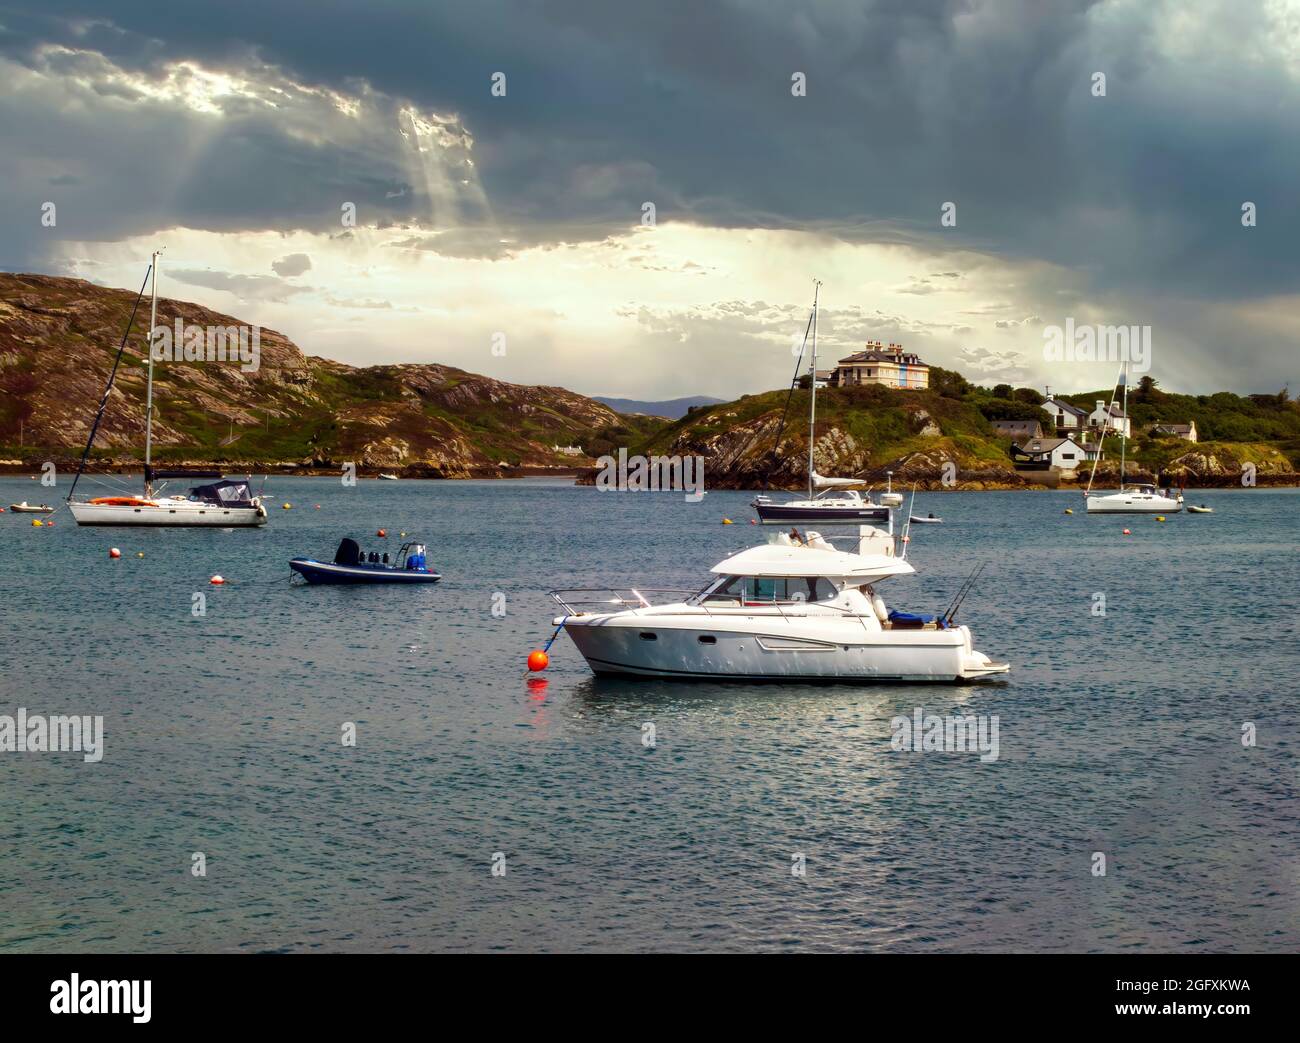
top-left (1011, 435), bottom-right (1092, 476)
top-left (1041, 397), bottom-right (1088, 432)
top-left (1152, 421), bottom-right (1198, 442)
top-left (1088, 399), bottom-right (1130, 437)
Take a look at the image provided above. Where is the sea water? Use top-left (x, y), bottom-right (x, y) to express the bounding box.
top-left (0, 476), bottom-right (1296, 952)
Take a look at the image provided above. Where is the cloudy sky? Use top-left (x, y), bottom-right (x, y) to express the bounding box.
top-left (1, 0), bottom-right (1296, 399)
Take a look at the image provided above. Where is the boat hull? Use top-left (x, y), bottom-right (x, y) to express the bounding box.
top-left (8, 504), bottom-right (54, 513)
top-left (289, 559), bottom-right (441, 584)
top-left (561, 616), bottom-right (1006, 683)
top-left (68, 501), bottom-right (267, 526)
top-left (754, 503), bottom-right (891, 525)
top-left (1085, 492), bottom-right (1182, 514)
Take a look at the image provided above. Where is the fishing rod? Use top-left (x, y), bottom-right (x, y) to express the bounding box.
top-left (942, 561), bottom-right (987, 627)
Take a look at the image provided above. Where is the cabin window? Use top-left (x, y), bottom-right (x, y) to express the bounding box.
top-left (741, 577), bottom-right (836, 603)
top-left (639, 632), bottom-right (658, 641)
top-left (698, 635), bottom-right (717, 644)
top-left (703, 576), bottom-right (744, 603)
top-left (703, 576), bottom-right (836, 604)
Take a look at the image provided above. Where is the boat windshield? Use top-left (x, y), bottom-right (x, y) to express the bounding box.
top-left (700, 575), bottom-right (838, 604)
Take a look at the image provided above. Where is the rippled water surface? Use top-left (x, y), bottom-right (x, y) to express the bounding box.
top-left (1, 476), bottom-right (1296, 952)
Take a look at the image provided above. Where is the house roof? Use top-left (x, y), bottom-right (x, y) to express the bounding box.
top-left (1153, 422), bottom-right (1194, 433)
top-left (1045, 398), bottom-right (1088, 416)
top-left (837, 349), bottom-right (927, 366)
top-left (1014, 436), bottom-right (1083, 456)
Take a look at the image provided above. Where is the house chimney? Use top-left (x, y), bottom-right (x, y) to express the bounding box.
top-left (1096, 400), bottom-right (1104, 413)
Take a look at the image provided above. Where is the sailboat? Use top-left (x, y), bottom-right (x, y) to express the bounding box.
top-left (1084, 363), bottom-right (1181, 514)
top-left (66, 252), bottom-right (269, 527)
top-left (751, 282), bottom-right (893, 525)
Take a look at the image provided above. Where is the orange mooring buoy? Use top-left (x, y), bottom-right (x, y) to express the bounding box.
top-left (210, 574), bottom-right (225, 585)
top-left (527, 650), bottom-right (549, 672)
top-left (377, 528), bottom-right (387, 537)
top-left (109, 547), bottom-right (121, 558)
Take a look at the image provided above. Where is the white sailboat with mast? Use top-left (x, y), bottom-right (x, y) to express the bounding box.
top-left (1084, 362), bottom-right (1181, 514)
top-left (751, 282), bottom-right (897, 524)
top-left (66, 252), bottom-right (268, 527)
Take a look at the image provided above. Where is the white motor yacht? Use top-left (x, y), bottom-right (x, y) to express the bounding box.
top-left (549, 527), bottom-right (1008, 682)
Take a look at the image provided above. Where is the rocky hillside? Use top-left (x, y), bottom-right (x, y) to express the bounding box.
top-left (0, 273), bottom-right (631, 477)
top-left (633, 378), bottom-right (1300, 490)
top-left (636, 383), bottom-right (1042, 490)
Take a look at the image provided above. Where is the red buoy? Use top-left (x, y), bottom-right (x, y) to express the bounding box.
top-left (109, 547), bottom-right (121, 559)
top-left (377, 528), bottom-right (387, 537)
top-left (1122, 528), bottom-right (1131, 536)
top-left (210, 574), bottom-right (226, 585)
top-left (527, 650), bottom-right (549, 672)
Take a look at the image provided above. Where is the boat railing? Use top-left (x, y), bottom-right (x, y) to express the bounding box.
top-left (548, 588), bottom-right (700, 614)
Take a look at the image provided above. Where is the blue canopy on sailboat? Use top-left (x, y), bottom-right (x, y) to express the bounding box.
top-left (189, 480), bottom-right (255, 506)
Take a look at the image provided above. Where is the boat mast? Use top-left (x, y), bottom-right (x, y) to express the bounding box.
top-left (1119, 360), bottom-right (1127, 491)
top-left (143, 250), bottom-right (159, 496)
top-left (807, 279), bottom-right (821, 499)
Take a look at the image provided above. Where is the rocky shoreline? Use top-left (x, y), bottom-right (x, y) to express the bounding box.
top-left (5, 454), bottom-right (1295, 489)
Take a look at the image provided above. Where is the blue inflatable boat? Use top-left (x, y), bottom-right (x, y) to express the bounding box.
top-left (290, 538), bottom-right (441, 584)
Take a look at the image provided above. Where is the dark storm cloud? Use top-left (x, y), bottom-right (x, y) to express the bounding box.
top-left (270, 252), bottom-right (312, 277)
top-left (168, 268), bottom-right (308, 302)
top-left (0, 0), bottom-right (1297, 389)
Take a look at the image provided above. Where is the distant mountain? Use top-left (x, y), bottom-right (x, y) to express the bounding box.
top-left (0, 273), bottom-right (655, 476)
top-left (593, 395), bottom-right (724, 419)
